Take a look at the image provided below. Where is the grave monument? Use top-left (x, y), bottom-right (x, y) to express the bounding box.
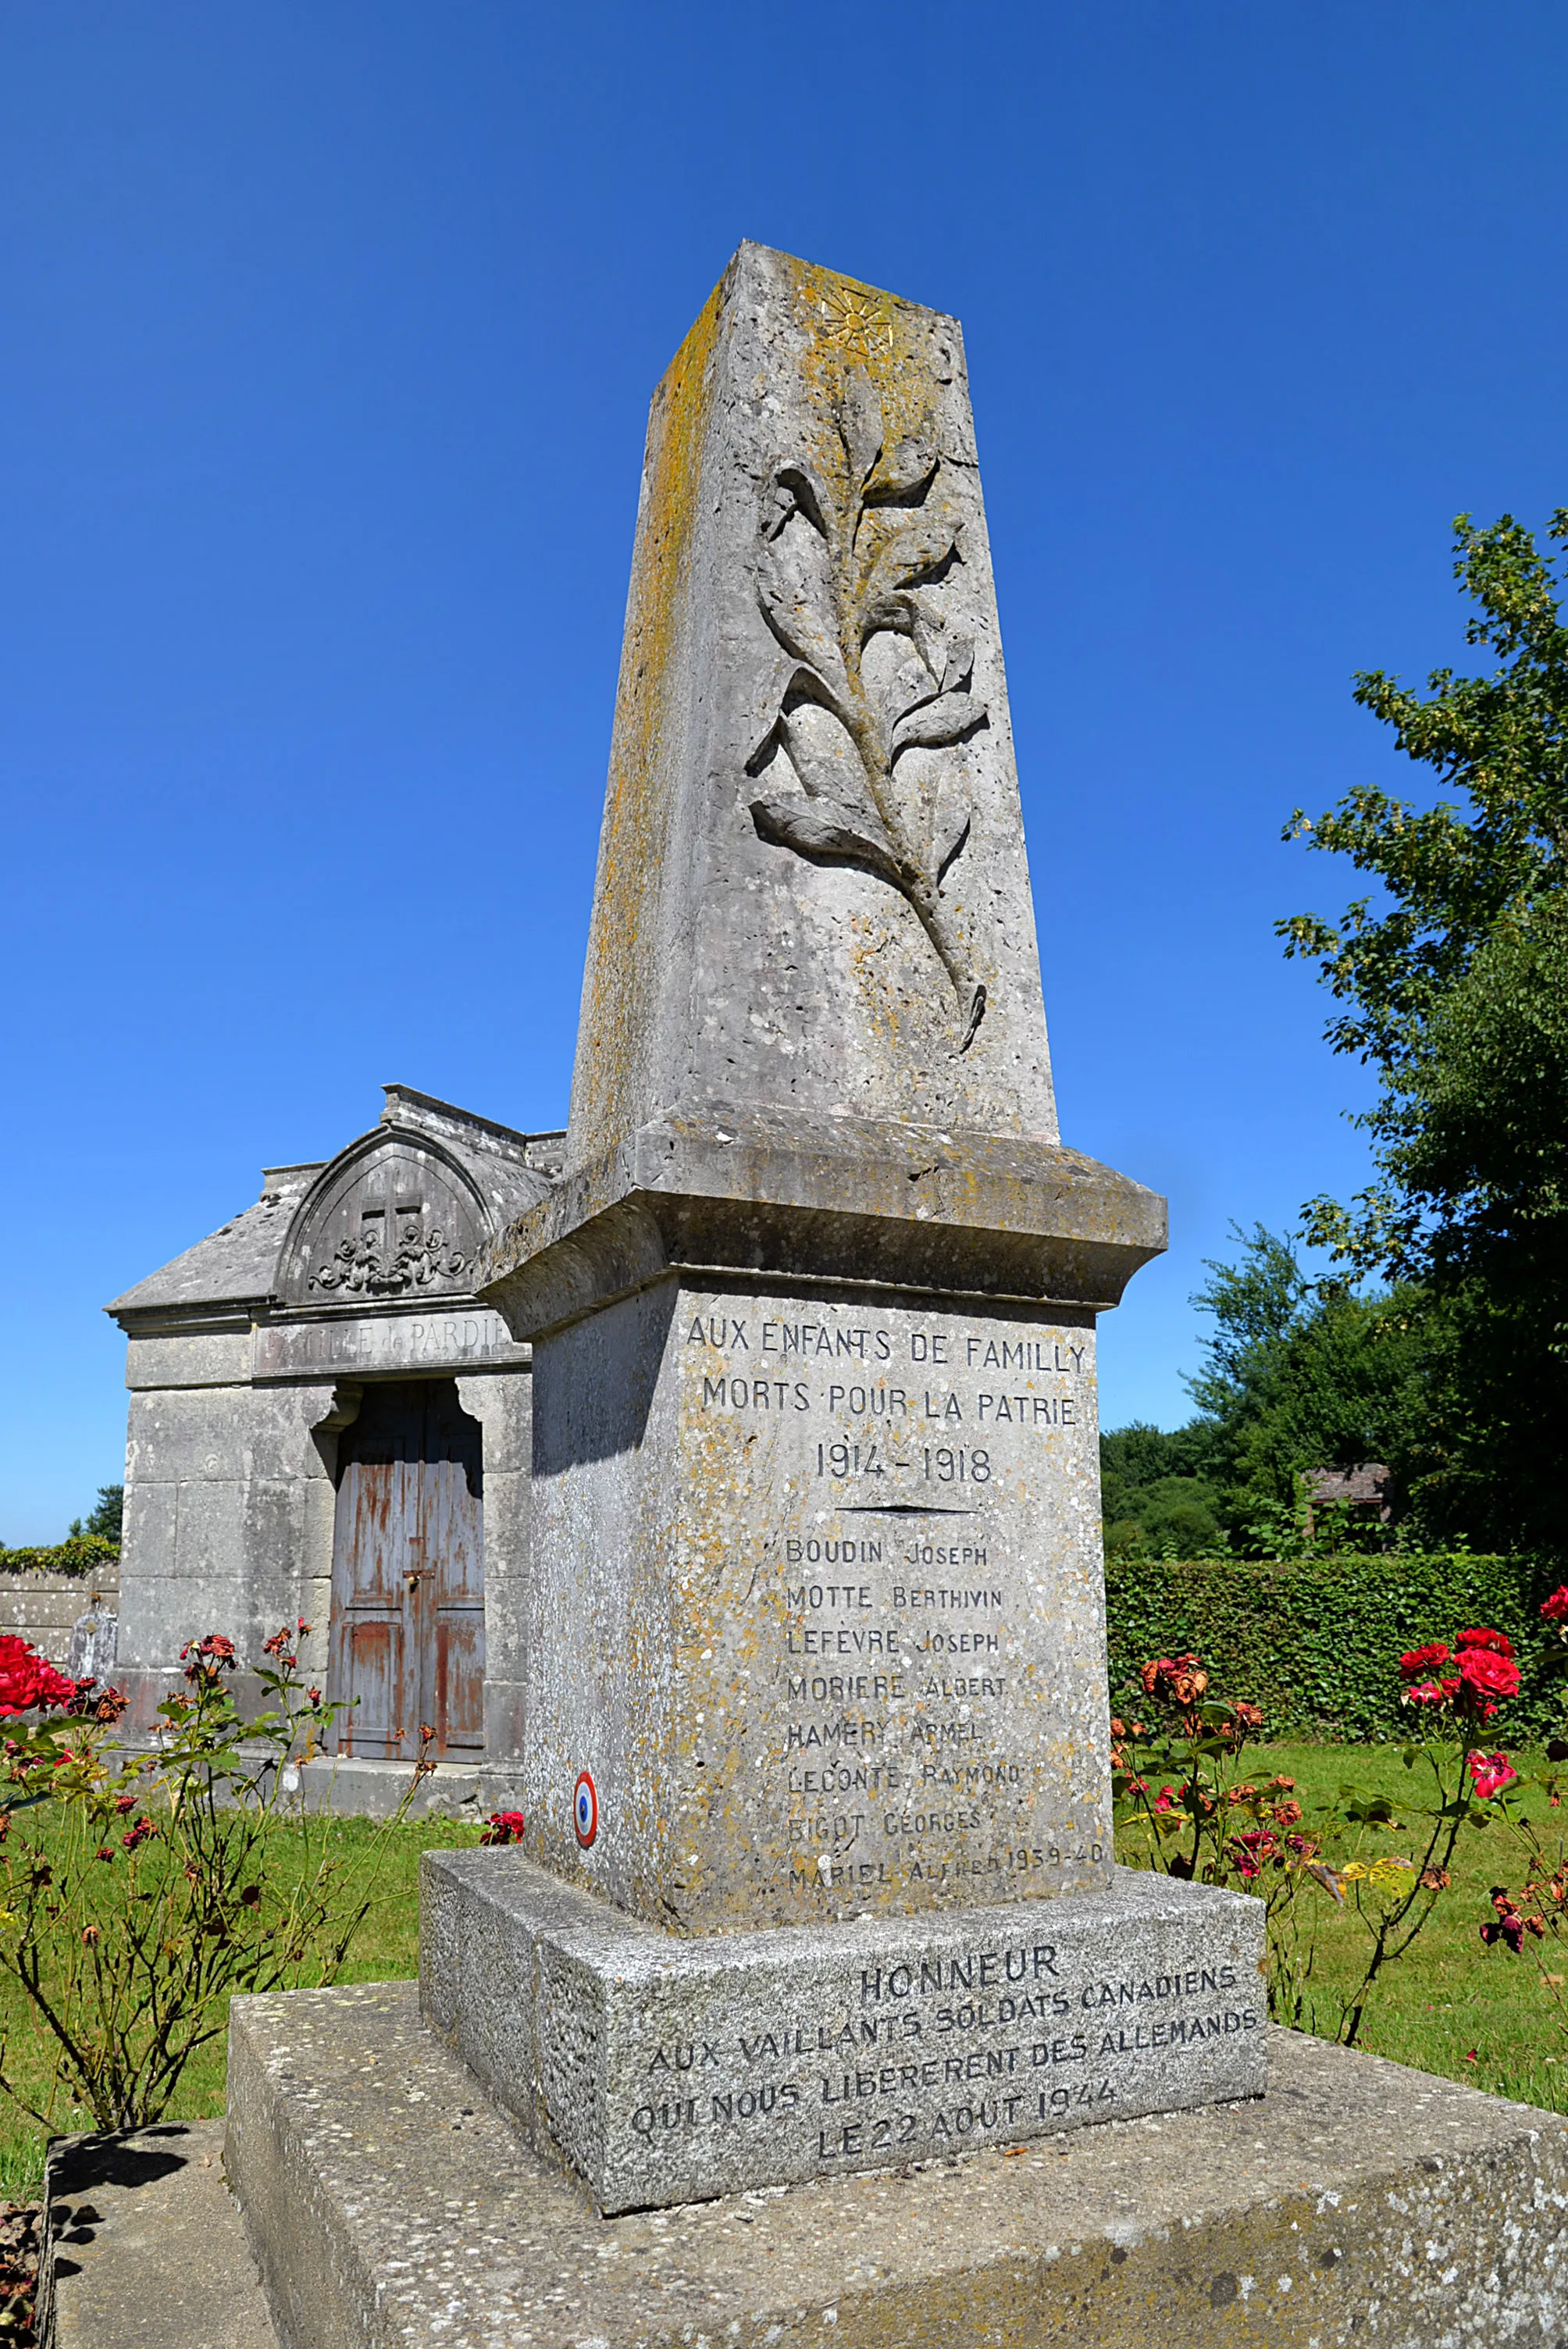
top-left (226, 247), bottom-right (1568, 2345)
top-left (415, 237), bottom-right (1263, 2208)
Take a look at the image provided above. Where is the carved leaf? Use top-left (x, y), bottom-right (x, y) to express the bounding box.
top-left (750, 791), bottom-right (900, 886)
top-left (754, 522), bottom-right (852, 708)
top-left (862, 433), bottom-right (939, 508)
top-left (938, 631), bottom-right (975, 693)
top-left (861, 517), bottom-right (960, 615)
top-left (839, 372), bottom-right (884, 490)
top-left (936, 811), bottom-right (972, 887)
top-left (890, 690), bottom-right (988, 761)
top-left (777, 704), bottom-right (883, 829)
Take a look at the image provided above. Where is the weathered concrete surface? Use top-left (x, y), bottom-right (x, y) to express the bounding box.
top-left (484, 1113), bottom-right (1167, 1337)
top-left (229, 1979), bottom-right (1568, 2348)
top-left (41, 2119), bottom-right (275, 2348)
top-left (421, 1850), bottom-right (1264, 2209)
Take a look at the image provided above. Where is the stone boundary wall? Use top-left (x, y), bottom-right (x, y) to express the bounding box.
top-left (0, 1566), bottom-right (119, 1667)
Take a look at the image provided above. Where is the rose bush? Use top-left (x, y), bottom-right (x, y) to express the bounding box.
top-left (1117, 1620), bottom-right (1531, 2044)
top-left (0, 1624), bottom-right (434, 2133)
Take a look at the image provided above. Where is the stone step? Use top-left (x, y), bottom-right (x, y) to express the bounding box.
top-left (226, 1978), bottom-right (1568, 2347)
top-left (40, 2119), bottom-right (275, 2349)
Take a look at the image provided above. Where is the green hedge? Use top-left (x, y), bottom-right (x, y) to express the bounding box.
top-left (1105, 1552), bottom-right (1567, 1743)
top-left (0, 1537), bottom-right (119, 1581)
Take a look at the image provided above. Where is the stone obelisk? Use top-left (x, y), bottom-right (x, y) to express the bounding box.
top-left (426, 244), bottom-right (1263, 2210)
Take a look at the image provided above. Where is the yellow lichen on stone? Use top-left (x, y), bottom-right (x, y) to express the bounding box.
top-left (779, 252), bottom-right (943, 470)
top-left (577, 262), bottom-right (728, 1155)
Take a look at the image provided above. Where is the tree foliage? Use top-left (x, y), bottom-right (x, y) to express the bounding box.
top-left (1186, 1226), bottom-right (1425, 1539)
top-left (1278, 509), bottom-right (1568, 1550)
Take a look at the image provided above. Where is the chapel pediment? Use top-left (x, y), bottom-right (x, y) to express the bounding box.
top-left (279, 1132), bottom-right (490, 1310)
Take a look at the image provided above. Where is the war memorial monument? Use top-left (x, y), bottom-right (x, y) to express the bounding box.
top-left (221, 247), bottom-right (1568, 2346)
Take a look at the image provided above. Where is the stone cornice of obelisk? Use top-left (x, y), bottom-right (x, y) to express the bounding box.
top-left (479, 244), bottom-right (1166, 1339)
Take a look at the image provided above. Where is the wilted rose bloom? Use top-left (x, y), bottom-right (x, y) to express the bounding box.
top-left (181, 1633), bottom-right (237, 1688)
top-left (1480, 1887), bottom-right (1537, 1953)
top-left (1272, 1799), bottom-right (1304, 1827)
top-left (1458, 1647), bottom-right (1520, 1704)
top-left (1234, 1702), bottom-right (1265, 1731)
top-left (1400, 1642), bottom-right (1452, 1681)
top-left (1542, 1588), bottom-right (1568, 1624)
top-left (1227, 1827), bottom-right (1280, 1880)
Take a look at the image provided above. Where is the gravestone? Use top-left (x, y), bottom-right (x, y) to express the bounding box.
top-left (66, 1599), bottom-right (117, 1686)
top-left (421, 241), bottom-right (1264, 2211)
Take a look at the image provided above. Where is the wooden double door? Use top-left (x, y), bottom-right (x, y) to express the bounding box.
top-left (329, 1379), bottom-right (484, 1759)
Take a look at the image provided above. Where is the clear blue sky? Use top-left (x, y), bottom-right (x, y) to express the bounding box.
top-left (4, 5), bottom-right (1566, 1540)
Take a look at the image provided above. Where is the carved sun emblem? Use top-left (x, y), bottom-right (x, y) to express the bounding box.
top-left (813, 281), bottom-right (897, 365)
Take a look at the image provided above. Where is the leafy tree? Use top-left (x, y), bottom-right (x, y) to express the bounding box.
top-left (1099, 1422), bottom-right (1224, 1559)
top-left (1281, 509), bottom-right (1568, 1549)
top-left (1187, 1225), bottom-right (1423, 1547)
top-left (66, 1487), bottom-right (123, 1545)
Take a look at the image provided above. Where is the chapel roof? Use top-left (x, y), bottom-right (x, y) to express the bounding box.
top-left (105, 1086), bottom-right (563, 1325)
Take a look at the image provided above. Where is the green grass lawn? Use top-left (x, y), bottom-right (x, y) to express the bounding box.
top-left (0, 1814), bottom-right (487, 2200)
top-left (0, 1742), bottom-right (1560, 2201)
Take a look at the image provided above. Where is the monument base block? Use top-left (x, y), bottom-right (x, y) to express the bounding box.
top-left (418, 1852), bottom-right (1266, 2210)
top-left (226, 1979), bottom-right (1568, 2349)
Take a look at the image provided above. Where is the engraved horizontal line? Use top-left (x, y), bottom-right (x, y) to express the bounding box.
top-left (839, 1504), bottom-right (975, 1517)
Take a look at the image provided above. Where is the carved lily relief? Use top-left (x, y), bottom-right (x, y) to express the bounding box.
top-left (746, 371), bottom-right (989, 1049)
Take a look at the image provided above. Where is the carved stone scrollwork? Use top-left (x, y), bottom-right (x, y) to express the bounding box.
top-left (745, 368), bottom-right (990, 1050)
top-left (283, 1137), bottom-right (488, 1309)
top-left (311, 1226), bottom-right (466, 1296)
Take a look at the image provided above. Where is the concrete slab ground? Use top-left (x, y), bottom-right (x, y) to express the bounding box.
top-left (228, 1980), bottom-right (1568, 2347)
top-left (40, 2119), bottom-right (275, 2349)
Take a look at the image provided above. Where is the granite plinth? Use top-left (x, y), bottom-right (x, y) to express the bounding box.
top-left (419, 1850), bottom-right (1264, 2211)
top-left (227, 1977), bottom-right (1568, 2348)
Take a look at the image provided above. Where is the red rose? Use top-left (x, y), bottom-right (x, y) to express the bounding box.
top-left (1400, 1643), bottom-right (1452, 1681)
top-left (1467, 1751), bottom-right (1518, 1801)
top-left (1544, 1588), bottom-right (1568, 1624)
top-left (1457, 1627), bottom-right (1514, 1658)
top-left (0, 1634), bottom-right (77, 1717)
top-left (1458, 1646), bottom-right (1520, 1703)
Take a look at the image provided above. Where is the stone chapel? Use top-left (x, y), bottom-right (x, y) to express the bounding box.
top-left (105, 1084), bottom-right (563, 1805)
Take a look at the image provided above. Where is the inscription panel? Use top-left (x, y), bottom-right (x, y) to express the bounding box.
top-left (669, 1289), bottom-right (1109, 1924)
top-left (461, 1863), bottom-right (1268, 2212)
top-left (253, 1309), bottom-right (529, 1382)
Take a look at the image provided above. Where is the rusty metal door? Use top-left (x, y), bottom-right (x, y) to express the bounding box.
top-left (329, 1380), bottom-right (484, 1759)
